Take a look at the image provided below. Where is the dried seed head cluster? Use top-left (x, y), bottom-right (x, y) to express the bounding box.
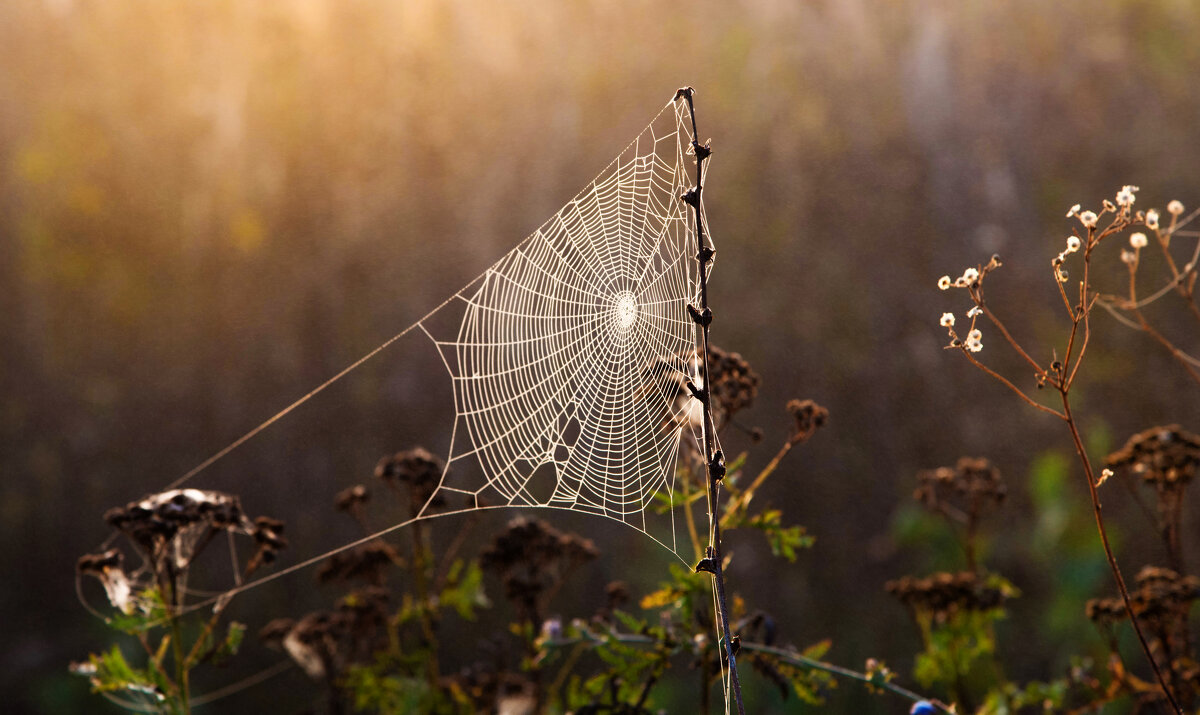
top-left (316, 542), bottom-right (399, 586)
top-left (103, 489), bottom-right (285, 572)
top-left (1105, 425), bottom-right (1200, 487)
top-left (104, 489), bottom-right (247, 560)
top-left (260, 586), bottom-right (390, 681)
top-left (480, 517), bottom-right (598, 624)
top-left (786, 398), bottom-right (828, 445)
top-left (914, 457), bottom-right (1007, 523)
top-left (1086, 567), bottom-right (1200, 626)
top-left (705, 344), bottom-right (761, 421)
top-left (375, 447), bottom-right (447, 514)
top-left (885, 572), bottom-right (1008, 623)
top-left (81, 489), bottom-right (285, 615)
top-left (334, 484), bottom-right (370, 513)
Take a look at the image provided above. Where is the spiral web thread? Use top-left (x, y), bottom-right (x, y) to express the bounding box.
top-left (416, 97), bottom-right (705, 555)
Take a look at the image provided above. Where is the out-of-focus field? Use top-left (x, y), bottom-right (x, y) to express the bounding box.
top-left (5, 1), bottom-right (1200, 712)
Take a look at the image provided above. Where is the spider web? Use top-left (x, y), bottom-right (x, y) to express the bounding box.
top-left (119, 91), bottom-right (711, 580)
top-left (81, 90), bottom-right (721, 710)
top-left (414, 98), bottom-right (705, 554)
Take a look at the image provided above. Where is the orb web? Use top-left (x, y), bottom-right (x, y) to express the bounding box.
top-left (416, 98), bottom-right (707, 554)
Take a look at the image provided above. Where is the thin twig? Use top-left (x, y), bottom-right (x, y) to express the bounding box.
top-left (957, 349), bottom-right (1065, 420)
top-left (677, 85), bottom-right (746, 715)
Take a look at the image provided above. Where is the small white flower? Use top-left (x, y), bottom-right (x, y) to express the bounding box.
top-left (1121, 249), bottom-right (1137, 265)
top-left (1116, 186), bottom-right (1137, 208)
top-left (1065, 236), bottom-right (1081, 253)
top-left (1078, 210), bottom-right (1098, 228)
top-left (967, 306), bottom-right (982, 318)
top-left (967, 329), bottom-right (981, 342)
top-left (940, 312), bottom-right (955, 328)
top-left (1145, 209), bottom-right (1160, 230)
top-left (1097, 468), bottom-right (1113, 487)
top-left (938, 275), bottom-right (951, 290)
top-left (1102, 199), bottom-right (1117, 213)
top-left (962, 267), bottom-right (979, 283)
top-left (1130, 232), bottom-right (1148, 249)
top-left (1066, 204), bottom-right (1081, 218)
top-left (965, 336), bottom-right (983, 353)
top-left (1168, 200), bottom-right (1185, 216)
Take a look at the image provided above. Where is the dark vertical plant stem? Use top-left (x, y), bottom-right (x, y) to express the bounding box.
top-left (676, 86), bottom-right (746, 715)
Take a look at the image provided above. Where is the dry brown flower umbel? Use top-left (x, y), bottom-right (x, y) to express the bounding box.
top-left (1106, 425), bottom-right (1200, 487)
top-left (885, 571), bottom-right (1008, 624)
top-left (375, 447), bottom-right (447, 515)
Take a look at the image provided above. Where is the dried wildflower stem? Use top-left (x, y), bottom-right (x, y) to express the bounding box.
top-left (979, 304), bottom-right (1046, 376)
top-left (678, 86), bottom-right (745, 715)
top-left (680, 471), bottom-right (705, 560)
top-left (722, 439), bottom-right (797, 521)
top-left (1066, 232), bottom-right (1182, 712)
top-left (957, 216), bottom-right (1184, 712)
top-left (958, 349), bottom-right (1064, 419)
top-left (1060, 396), bottom-right (1182, 713)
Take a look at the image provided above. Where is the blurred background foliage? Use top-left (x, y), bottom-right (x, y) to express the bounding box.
top-left (5, 0), bottom-right (1200, 712)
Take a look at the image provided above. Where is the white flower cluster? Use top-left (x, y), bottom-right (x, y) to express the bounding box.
top-left (937, 266), bottom-right (980, 291)
top-left (938, 309), bottom-right (983, 353)
top-left (964, 328), bottom-right (983, 353)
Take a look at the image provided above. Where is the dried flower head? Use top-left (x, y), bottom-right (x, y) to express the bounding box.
top-left (1121, 249), bottom-right (1137, 265)
top-left (962, 267), bottom-right (979, 284)
top-left (1078, 210), bottom-right (1098, 229)
top-left (335, 485), bottom-right (370, 513)
top-left (1145, 209), bottom-right (1160, 230)
top-left (480, 517), bottom-right (598, 624)
top-left (1116, 185), bottom-right (1138, 208)
top-left (1065, 236), bottom-right (1081, 253)
top-left (1105, 425), bottom-right (1200, 487)
top-left (966, 306), bottom-right (982, 318)
top-left (914, 457), bottom-right (1006, 522)
top-left (1129, 232), bottom-right (1148, 249)
top-left (1168, 200), bottom-right (1185, 216)
top-left (1066, 204), bottom-right (1082, 218)
top-left (316, 542), bottom-right (399, 586)
top-left (938, 275), bottom-right (951, 290)
top-left (375, 447), bottom-right (447, 514)
top-left (705, 344), bottom-right (761, 421)
top-left (786, 398), bottom-right (829, 445)
top-left (886, 571), bottom-right (1009, 623)
top-left (1087, 566), bottom-right (1200, 627)
top-left (940, 312), bottom-right (955, 328)
top-left (103, 489), bottom-right (255, 569)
